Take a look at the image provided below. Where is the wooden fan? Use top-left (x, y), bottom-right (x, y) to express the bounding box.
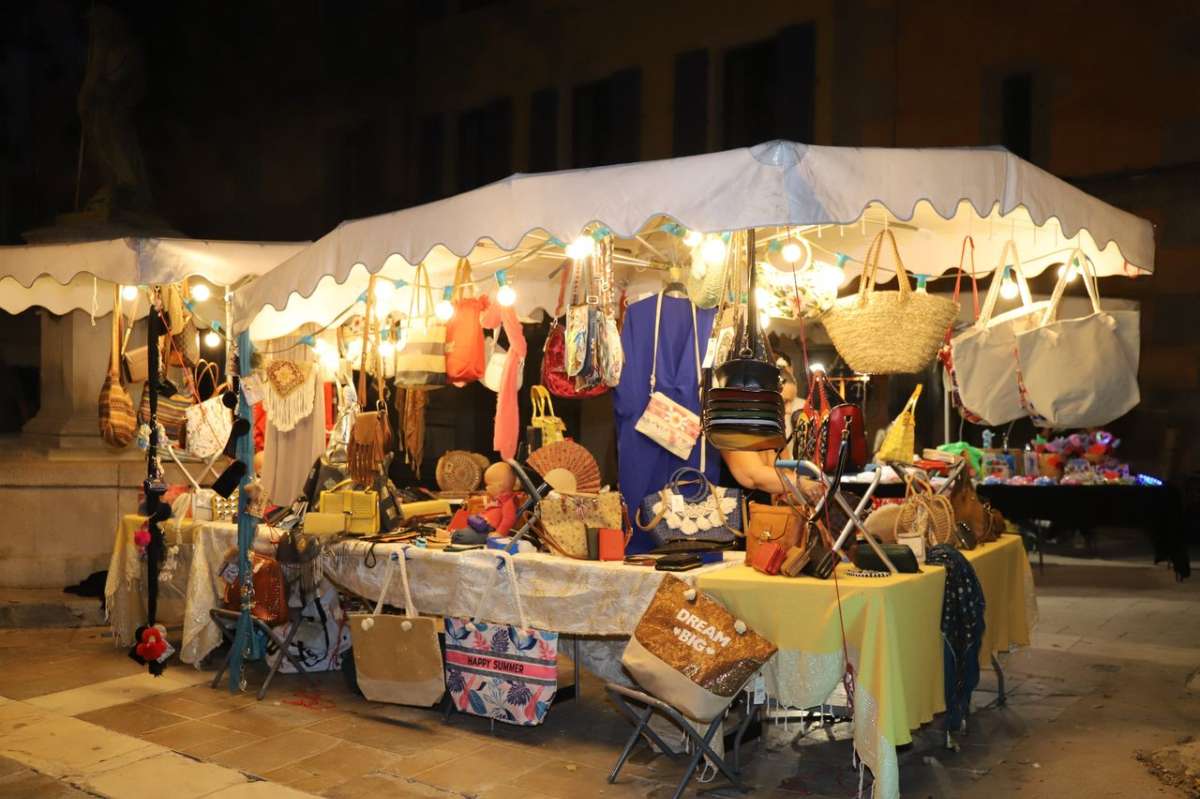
top-left (527, 439), bottom-right (601, 493)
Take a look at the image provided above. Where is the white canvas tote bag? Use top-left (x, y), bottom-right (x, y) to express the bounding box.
top-left (950, 242), bottom-right (1049, 426)
top-left (1015, 249), bottom-right (1140, 429)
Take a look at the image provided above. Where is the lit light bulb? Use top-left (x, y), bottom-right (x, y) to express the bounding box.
top-left (701, 236), bottom-right (726, 265)
top-left (683, 230), bottom-right (703, 248)
top-left (435, 299), bottom-right (455, 322)
top-left (120, 285), bottom-right (139, 301)
top-left (374, 279), bottom-right (396, 303)
top-left (1057, 264), bottom-right (1078, 283)
top-left (190, 283), bottom-right (211, 302)
top-left (203, 330), bottom-right (221, 348)
top-left (566, 235), bottom-right (595, 261)
top-left (1000, 277), bottom-right (1019, 301)
top-left (497, 284), bottom-right (517, 307)
top-left (378, 340), bottom-right (395, 359)
top-left (781, 241), bottom-right (803, 263)
top-left (344, 340), bottom-right (362, 363)
top-left (809, 362), bottom-right (826, 374)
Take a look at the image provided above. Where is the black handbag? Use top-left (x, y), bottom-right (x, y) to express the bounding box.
top-left (954, 521), bottom-right (978, 550)
top-left (852, 542), bottom-right (921, 573)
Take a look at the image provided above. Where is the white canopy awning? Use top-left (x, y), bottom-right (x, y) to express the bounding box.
top-left (232, 141), bottom-right (1154, 339)
top-left (0, 237), bottom-right (307, 315)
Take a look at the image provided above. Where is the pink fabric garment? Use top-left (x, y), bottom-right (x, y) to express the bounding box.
top-left (481, 303), bottom-right (526, 459)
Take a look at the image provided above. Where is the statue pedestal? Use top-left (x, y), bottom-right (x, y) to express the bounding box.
top-left (22, 309), bottom-right (138, 451)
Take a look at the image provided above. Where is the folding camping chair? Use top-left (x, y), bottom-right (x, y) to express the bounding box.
top-left (605, 682), bottom-right (762, 799)
top-left (208, 607), bottom-right (315, 700)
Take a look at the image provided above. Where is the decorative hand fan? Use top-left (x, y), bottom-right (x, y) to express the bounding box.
top-left (527, 439), bottom-right (601, 494)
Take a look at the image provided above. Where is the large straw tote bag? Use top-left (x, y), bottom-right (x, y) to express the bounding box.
top-left (349, 549), bottom-right (445, 707)
top-left (821, 230), bottom-right (959, 374)
top-left (950, 242), bottom-right (1050, 425)
top-left (1015, 249), bottom-right (1140, 428)
top-left (686, 235), bottom-right (729, 309)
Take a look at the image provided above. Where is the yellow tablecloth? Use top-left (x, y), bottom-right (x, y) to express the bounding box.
top-left (697, 534), bottom-right (1033, 799)
top-left (103, 514), bottom-right (199, 647)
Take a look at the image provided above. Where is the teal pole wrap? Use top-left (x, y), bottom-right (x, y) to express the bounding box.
top-left (227, 331), bottom-right (257, 692)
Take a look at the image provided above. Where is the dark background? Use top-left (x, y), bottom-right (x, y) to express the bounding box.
top-left (2, 0), bottom-right (1199, 481)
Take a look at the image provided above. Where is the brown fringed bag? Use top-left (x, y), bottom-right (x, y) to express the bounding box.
top-left (99, 285), bottom-right (137, 448)
top-left (348, 276), bottom-right (391, 484)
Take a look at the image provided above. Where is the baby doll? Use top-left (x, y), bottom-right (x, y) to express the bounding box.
top-left (451, 461), bottom-right (518, 544)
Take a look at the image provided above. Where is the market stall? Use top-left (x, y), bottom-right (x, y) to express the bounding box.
top-left (177, 141), bottom-right (1152, 797)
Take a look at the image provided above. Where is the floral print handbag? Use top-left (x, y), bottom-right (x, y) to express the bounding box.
top-left (444, 552), bottom-right (558, 725)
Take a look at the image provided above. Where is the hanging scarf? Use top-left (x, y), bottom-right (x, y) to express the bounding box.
top-left (926, 544), bottom-right (986, 730)
top-left (481, 302), bottom-right (527, 460)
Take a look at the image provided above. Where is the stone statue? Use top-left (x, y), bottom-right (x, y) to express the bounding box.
top-left (77, 4), bottom-right (152, 215)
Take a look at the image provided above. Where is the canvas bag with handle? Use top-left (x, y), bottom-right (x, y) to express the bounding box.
top-left (875, 383), bottom-right (923, 464)
top-left (622, 574), bottom-right (777, 722)
top-left (349, 548), bottom-right (445, 706)
top-left (1015, 249), bottom-right (1140, 428)
top-left (444, 552), bottom-right (559, 725)
top-left (821, 229), bottom-right (959, 374)
top-left (950, 241), bottom-right (1048, 425)
top-left (184, 360), bottom-right (233, 459)
top-left (444, 258), bottom-right (486, 385)
top-left (634, 291), bottom-right (702, 461)
top-left (99, 285), bottom-right (137, 448)
top-left (395, 263), bottom-right (448, 388)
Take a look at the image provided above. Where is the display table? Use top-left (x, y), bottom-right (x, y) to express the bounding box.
top-left (976, 483), bottom-right (1189, 578)
top-left (104, 514), bottom-right (199, 647)
top-left (696, 534), bottom-right (1034, 799)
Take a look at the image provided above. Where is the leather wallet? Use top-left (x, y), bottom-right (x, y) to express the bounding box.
top-left (749, 541), bottom-right (786, 575)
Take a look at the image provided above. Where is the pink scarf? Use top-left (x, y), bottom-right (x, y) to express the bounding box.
top-left (481, 303), bottom-right (526, 459)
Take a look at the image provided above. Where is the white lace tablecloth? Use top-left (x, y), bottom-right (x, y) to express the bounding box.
top-left (179, 522), bottom-right (280, 665)
top-left (323, 543), bottom-right (737, 682)
top-left (104, 515), bottom-right (198, 648)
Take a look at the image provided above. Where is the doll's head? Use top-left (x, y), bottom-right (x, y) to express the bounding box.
top-left (483, 461), bottom-right (516, 498)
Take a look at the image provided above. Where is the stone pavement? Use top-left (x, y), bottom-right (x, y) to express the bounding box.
top-left (0, 552), bottom-right (1196, 798)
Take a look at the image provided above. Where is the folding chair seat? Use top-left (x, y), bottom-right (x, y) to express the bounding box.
top-left (208, 607), bottom-right (315, 700)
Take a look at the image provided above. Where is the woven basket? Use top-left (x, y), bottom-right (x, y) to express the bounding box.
top-left (821, 230), bottom-right (959, 374)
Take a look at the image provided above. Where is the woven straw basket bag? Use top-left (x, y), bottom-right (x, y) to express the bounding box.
top-left (821, 229), bottom-right (959, 374)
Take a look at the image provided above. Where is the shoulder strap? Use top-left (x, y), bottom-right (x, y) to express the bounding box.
top-left (110, 284), bottom-right (122, 378)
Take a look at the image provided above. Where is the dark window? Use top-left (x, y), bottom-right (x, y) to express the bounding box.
top-left (1001, 73), bottom-right (1034, 161)
top-left (673, 49), bottom-right (709, 156)
top-left (529, 87), bottom-right (559, 172)
top-left (323, 120), bottom-right (386, 228)
top-left (723, 23), bottom-right (815, 148)
top-left (417, 114), bottom-right (446, 203)
top-left (572, 68), bottom-right (642, 168)
top-left (457, 98), bottom-right (513, 192)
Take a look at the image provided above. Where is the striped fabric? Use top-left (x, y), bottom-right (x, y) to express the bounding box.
top-left (139, 387), bottom-right (192, 444)
top-left (395, 322), bottom-right (447, 388)
top-left (98, 372), bottom-right (137, 448)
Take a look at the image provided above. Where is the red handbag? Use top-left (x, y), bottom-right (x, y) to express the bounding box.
top-left (749, 541), bottom-right (786, 576)
top-left (811, 374), bottom-right (867, 474)
top-left (541, 262), bottom-right (607, 399)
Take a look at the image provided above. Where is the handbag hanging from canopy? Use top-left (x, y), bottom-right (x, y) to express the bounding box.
top-left (703, 228), bottom-right (785, 452)
top-left (950, 240), bottom-right (1047, 426)
top-left (541, 260), bottom-right (608, 399)
top-left (445, 258), bottom-right (487, 386)
top-left (99, 285), bottom-right (137, 448)
top-left (821, 229), bottom-right (959, 374)
top-left (1014, 248), bottom-right (1140, 428)
top-left (348, 276), bottom-right (392, 485)
top-left (395, 263), bottom-right (448, 389)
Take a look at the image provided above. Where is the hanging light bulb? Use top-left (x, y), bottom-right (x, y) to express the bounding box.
top-left (809, 362), bottom-right (826, 374)
top-left (435, 287), bottom-right (455, 322)
top-left (344, 339), bottom-right (362, 363)
top-left (378, 340), bottom-right (395, 359)
top-left (203, 330), bottom-right (221, 348)
top-left (190, 282), bottom-right (211, 302)
top-left (1000, 267), bottom-right (1019, 300)
top-left (120, 285), bottom-right (139, 301)
top-left (682, 229), bottom-right (703, 248)
top-left (701, 236), bottom-right (726, 265)
top-left (313, 339), bottom-right (340, 376)
top-left (497, 284), bottom-right (516, 307)
top-left (566, 235), bottom-right (595, 261)
top-left (781, 241), bottom-right (803, 263)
